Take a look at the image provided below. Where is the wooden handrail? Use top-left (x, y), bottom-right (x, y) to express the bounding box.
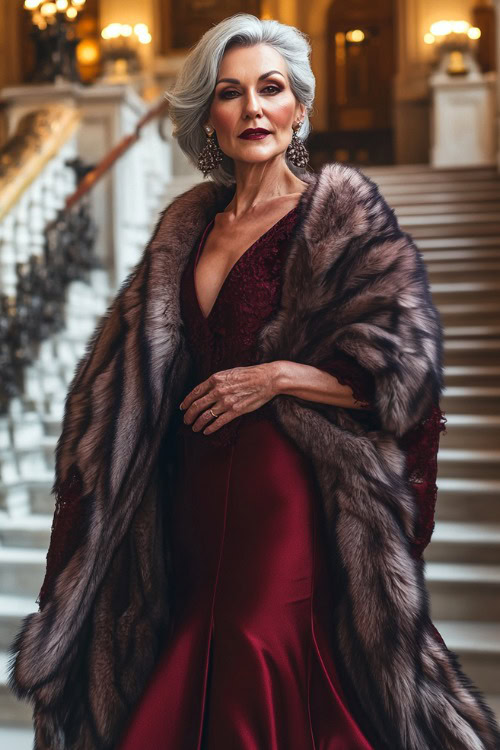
top-left (65, 96), bottom-right (171, 211)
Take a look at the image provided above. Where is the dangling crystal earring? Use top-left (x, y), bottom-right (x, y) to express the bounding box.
top-left (286, 121), bottom-right (309, 168)
top-left (197, 124), bottom-right (224, 176)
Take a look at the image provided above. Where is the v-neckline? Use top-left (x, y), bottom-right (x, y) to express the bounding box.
top-left (192, 204), bottom-right (299, 321)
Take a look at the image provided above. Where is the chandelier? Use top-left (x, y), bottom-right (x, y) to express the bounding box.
top-left (23, 0), bottom-right (87, 83)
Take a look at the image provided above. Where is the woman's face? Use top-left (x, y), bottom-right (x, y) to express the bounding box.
top-left (206, 43), bottom-right (306, 167)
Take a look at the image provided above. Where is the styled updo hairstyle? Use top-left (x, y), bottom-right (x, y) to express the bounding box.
top-left (164, 13), bottom-right (316, 186)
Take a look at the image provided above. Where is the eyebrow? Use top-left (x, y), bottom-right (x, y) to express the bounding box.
top-left (215, 70), bottom-right (285, 86)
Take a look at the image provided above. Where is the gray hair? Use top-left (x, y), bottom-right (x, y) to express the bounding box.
top-left (164, 13), bottom-right (316, 186)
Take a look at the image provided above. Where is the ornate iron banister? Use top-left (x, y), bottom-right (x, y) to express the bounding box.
top-left (0, 95), bottom-right (171, 412)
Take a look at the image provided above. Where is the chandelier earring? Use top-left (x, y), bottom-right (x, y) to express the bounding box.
top-left (197, 124), bottom-right (224, 176)
top-left (286, 120), bottom-right (309, 168)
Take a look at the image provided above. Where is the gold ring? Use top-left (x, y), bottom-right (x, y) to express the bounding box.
top-left (209, 408), bottom-right (219, 419)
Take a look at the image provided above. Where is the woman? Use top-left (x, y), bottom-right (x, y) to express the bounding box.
top-left (9, 13), bottom-right (500, 750)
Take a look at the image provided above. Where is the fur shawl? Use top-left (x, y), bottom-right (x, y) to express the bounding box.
top-left (9, 162), bottom-right (500, 749)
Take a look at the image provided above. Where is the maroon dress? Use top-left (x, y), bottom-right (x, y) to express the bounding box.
top-left (116, 205), bottom-right (447, 749)
top-left (117, 206), bottom-right (377, 749)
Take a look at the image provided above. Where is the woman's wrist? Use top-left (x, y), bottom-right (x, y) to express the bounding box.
top-left (269, 360), bottom-right (369, 409)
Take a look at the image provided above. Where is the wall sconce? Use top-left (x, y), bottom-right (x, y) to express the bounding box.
top-left (424, 20), bottom-right (481, 76)
top-left (100, 23), bottom-right (152, 80)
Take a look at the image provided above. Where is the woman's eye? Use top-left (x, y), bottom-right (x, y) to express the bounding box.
top-left (219, 85), bottom-right (281, 99)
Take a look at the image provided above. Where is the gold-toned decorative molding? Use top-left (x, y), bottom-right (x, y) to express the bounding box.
top-left (0, 105), bottom-right (81, 221)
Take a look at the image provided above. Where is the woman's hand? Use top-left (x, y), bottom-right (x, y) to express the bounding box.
top-left (179, 363), bottom-right (280, 434)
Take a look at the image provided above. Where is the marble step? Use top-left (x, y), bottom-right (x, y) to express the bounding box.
top-left (432, 620), bottom-right (500, 695)
top-left (423, 248), bottom-right (500, 262)
top-left (431, 280), bottom-right (500, 305)
top-left (443, 365), bottom-right (500, 388)
top-left (0, 595), bottom-right (36, 651)
top-left (438, 303), bottom-right (500, 328)
top-left (390, 190), bottom-right (500, 206)
top-left (407, 223), bottom-right (500, 239)
top-left (398, 212), bottom-right (500, 226)
top-left (427, 261), bottom-right (500, 283)
top-left (0, 727), bottom-right (33, 748)
top-left (0, 651), bottom-right (32, 727)
top-left (441, 386), bottom-right (500, 415)
top-left (396, 201), bottom-right (500, 216)
top-left (0, 514), bottom-right (52, 549)
top-left (369, 168), bottom-right (498, 184)
top-left (444, 339), bottom-right (500, 366)
top-left (0, 548), bottom-right (46, 599)
top-left (426, 562), bottom-right (500, 621)
top-left (444, 325), bottom-right (500, 339)
top-left (435, 478), bottom-right (500, 524)
top-left (439, 414), bottom-right (500, 449)
top-left (426, 522), bottom-right (500, 564)
top-left (418, 236), bottom-right (500, 251)
top-left (0, 478), bottom-right (54, 516)
top-left (437, 448), bottom-right (500, 480)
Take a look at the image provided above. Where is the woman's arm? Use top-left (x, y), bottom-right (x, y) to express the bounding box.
top-left (270, 357), bottom-right (373, 410)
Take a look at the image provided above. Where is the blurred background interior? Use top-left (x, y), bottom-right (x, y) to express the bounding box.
top-left (0, 0), bottom-right (499, 746)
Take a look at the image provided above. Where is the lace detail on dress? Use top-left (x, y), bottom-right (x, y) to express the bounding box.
top-left (399, 403), bottom-right (448, 558)
top-left (320, 351), bottom-right (448, 559)
top-left (180, 206), bottom-right (300, 448)
top-left (37, 463), bottom-right (86, 609)
top-left (318, 351), bottom-right (376, 408)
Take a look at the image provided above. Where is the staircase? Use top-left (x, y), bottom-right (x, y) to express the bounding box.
top-left (365, 164), bottom-right (500, 719)
top-left (0, 170), bottom-right (199, 745)
top-left (0, 165), bottom-right (499, 743)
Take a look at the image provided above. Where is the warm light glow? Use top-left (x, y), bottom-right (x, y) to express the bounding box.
top-left (429, 19), bottom-right (480, 39)
top-left (101, 22), bottom-right (122, 39)
top-left (430, 21), bottom-right (452, 36)
top-left (66, 6), bottom-right (77, 18)
top-left (33, 13), bottom-right (47, 28)
top-left (346, 29), bottom-right (365, 43)
top-left (137, 32), bottom-right (152, 44)
top-left (24, 0), bottom-right (42, 9)
top-left (133, 23), bottom-right (148, 35)
top-left (76, 38), bottom-right (99, 65)
top-left (451, 20), bottom-right (470, 34)
top-left (40, 2), bottom-right (57, 15)
top-left (72, 0), bottom-right (86, 6)
top-left (121, 24), bottom-right (132, 37)
top-left (55, 0), bottom-right (68, 10)
top-left (424, 33), bottom-right (435, 45)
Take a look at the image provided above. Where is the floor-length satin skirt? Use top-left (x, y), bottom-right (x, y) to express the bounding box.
top-left (118, 410), bottom-right (374, 749)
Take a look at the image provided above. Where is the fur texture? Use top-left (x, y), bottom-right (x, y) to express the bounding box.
top-left (8, 162), bottom-right (500, 749)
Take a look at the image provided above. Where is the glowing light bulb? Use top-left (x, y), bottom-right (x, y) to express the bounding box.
top-left (346, 29), bottom-right (365, 43)
top-left (55, 0), bottom-right (68, 10)
top-left (120, 24), bottom-right (132, 37)
top-left (40, 2), bottom-right (57, 15)
top-left (137, 32), bottom-right (152, 44)
top-left (430, 21), bottom-right (452, 37)
top-left (424, 33), bottom-right (435, 45)
top-left (66, 6), bottom-right (77, 18)
top-left (134, 23), bottom-right (148, 35)
top-left (451, 21), bottom-right (469, 34)
top-left (468, 27), bottom-right (481, 40)
top-left (24, 0), bottom-right (42, 9)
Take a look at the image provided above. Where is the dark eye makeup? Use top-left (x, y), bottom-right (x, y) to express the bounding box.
top-left (219, 84), bottom-right (282, 99)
